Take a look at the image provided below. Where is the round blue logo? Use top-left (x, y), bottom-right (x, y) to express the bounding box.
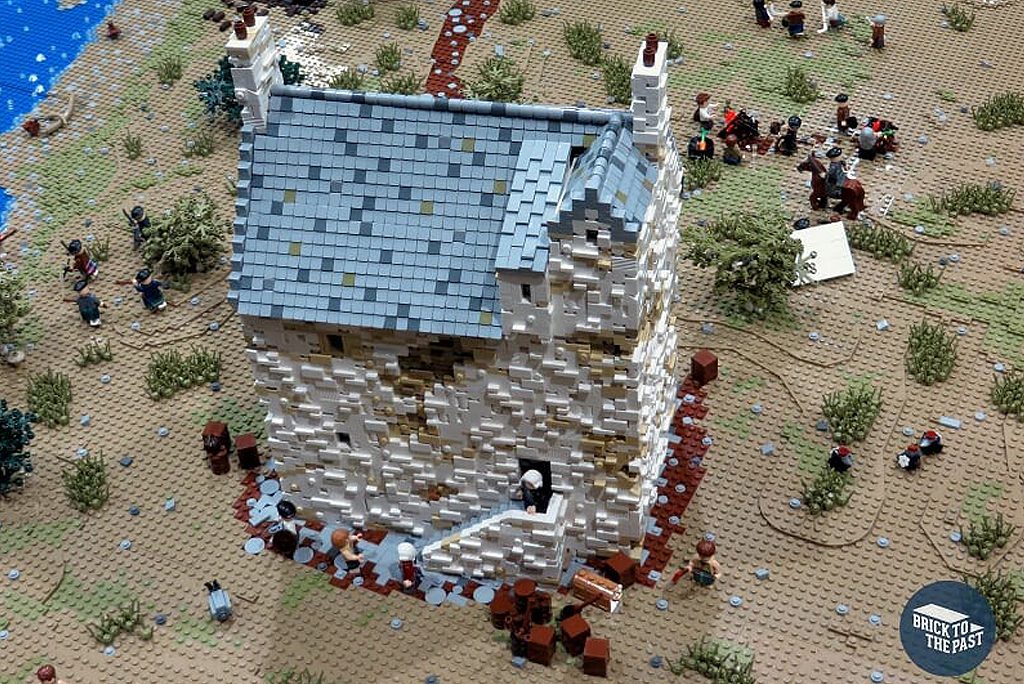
top-left (899, 580), bottom-right (996, 676)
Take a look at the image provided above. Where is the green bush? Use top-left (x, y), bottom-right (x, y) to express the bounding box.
top-left (845, 222), bottom-right (913, 262)
top-left (375, 43), bottom-right (402, 73)
top-left (905, 321), bottom-right (957, 385)
top-left (563, 20), bottom-right (603, 66)
top-left (145, 346), bottom-right (222, 400)
top-left (943, 3), bottom-right (976, 32)
top-left (87, 601), bottom-right (151, 646)
top-left (972, 92), bottom-right (1024, 131)
top-left (329, 69), bottom-right (365, 90)
top-left (992, 370), bottom-right (1024, 419)
top-left (963, 570), bottom-right (1023, 640)
top-left (0, 272), bottom-right (30, 343)
top-left (684, 158), bottom-right (723, 190)
top-left (122, 129), bottom-right (143, 160)
top-left (0, 401), bottom-right (35, 497)
top-left (394, 3), bottom-right (419, 30)
top-left (927, 181), bottom-right (1015, 216)
top-left (897, 261), bottom-right (940, 296)
top-left (601, 55), bottom-right (631, 105)
top-left (155, 55), bottom-right (183, 85)
top-left (782, 67), bottom-right (819, 104)
top-left (60, 451), bottom-right (110, 512)
top-left (194, 56), bottom-right (244, 124)
top-left (183, 126), bottom-right (216, 158)
top-left (960, 512), bottom-right (1016, 560)
top-left (465, 56), bottom-right (525, 103)
top-left (801, 467), bottom-right (853, 515)
top-left (821, 382), bottom-right (882, 444)
top-left (74, 339), bottom-right (113, 367)
top-left (336, 0), bottom-right (375, 26)
top-left (500, 0), bottom-right (536, 25)
top-left (279, 55), bottom-right (305, 86)
top-left (143, 192), bottom-right (226, 280)
top-left (669, 638), bottom-right (757, 683)
top-left (27, 369), bottom-right (71, 428)
top-left (380, 72), bottom-right (422, 95)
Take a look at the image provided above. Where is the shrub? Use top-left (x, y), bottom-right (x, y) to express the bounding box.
top-left (801, 467), bottom-right (853, 515)
top-left (380, 72), bottom-right (422, 95)
top-left (375, 43), bottom-right (402, 73)
top-left (963, 570), bottom-right (1023, 640)
top-left (500, 0), bottom-right (536, 25)
top-left (669, 638), bottom-right (757, 683)
top-left (27, 369), bottom-right (71, 428)
top-left (682, 211), bottom-right (809, 319)
top-left (330, 69), bottom-right (365, 90)
top-left (942, 3), bottom-right (976, 32)
top-left (0, 401), bottom-right (35, 497)
top-left (183, 126), bottom-right (216, 158)
top-left (972, 92), bottom-right (1024, 131)
top-left (60, 451), bottom-right (110, 512)
top-left (89, 236), bottom-right (111, 263)
top-left (897, 261), bottom-right (940, 296)
top-left (145, 346), bottom-right (222, 400)
top-left (143, 192), bottom-right (226, 280)
top-left (87, 601), bottom-right (152, 646)
top-left (684, 158), bottom-right (723, 190)
top-left (279, 55), bottom-right (305, 86)
top-left (155, 55), bottom-right (183, 85)
top-left (845, 222), bottom-right (912, 262)
top-left (782, 66), bottom-right (819, 104)
top-left (0, 272), bottom-right (29, 343)
top-left (563, 20), bottom-right (603, 66)
top-left (122, 129), bottom-right (143, 160)
top-left (992, 371), bottom-right (1024, 419)
top-left (821, 382), bottom-right (882, 444)
top-left (927, 181), bottom-right (1015, 216)
top-left (906, 321), bottom-right (957, 385)
top-left (74, 339), bottom-right (113, 367)
top-left (465, 56), bottom-right (525, 103)
top-left (394, 3), bottom-right (419, 30)
top-left (601, 55), bottom-right (631, 105)
top-left (336, 0), bottom-right (375, 26)
top-left (194, 56), bottom-right (244, 124)
top-left (960, 513), bottom-right (1016, 560)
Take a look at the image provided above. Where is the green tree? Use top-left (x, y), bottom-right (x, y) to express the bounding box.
top-left (0, 400), bottom-right (36, 497)
top-left (195, 55), bottom-right (306, 126)
top-left (682, 211), bottom-right (812, 319)
top-left (143, 192), bottom-right (227, 282)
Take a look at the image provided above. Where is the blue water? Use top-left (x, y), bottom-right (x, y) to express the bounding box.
top-left (0, 0), bottom-right (120, 236)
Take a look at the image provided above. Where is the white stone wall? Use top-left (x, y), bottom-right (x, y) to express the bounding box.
top-left (226, 15), bottom-right (283, 132)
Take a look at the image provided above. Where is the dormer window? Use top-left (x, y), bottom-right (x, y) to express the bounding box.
top-left (520, 283), bottom-right (532, 303)
top-left (585, 229), bottom-right (599, 244)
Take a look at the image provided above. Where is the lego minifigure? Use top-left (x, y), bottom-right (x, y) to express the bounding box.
top-left (671, 539), bottom-right (722, 586)
top-left (329, 528), bottom-right (364, 570)
top-left (775, 115), bottom-right (802, 156)
top-left (205, 580), bottom-right (232, 621)
top-left (519, 469), bottom-right (548, 513)
top-left (73, 280), bottom-right (104, 327)
top-left (868, 14), bottom-right (886, 49)
top-left (271, 500), bottom-right (299, 557)
top-left (828, 446), bottom-right (854, 473)
top-left (897, 443), bottom-right (922, 471)
top-left (133, 268), bottom-right (167, 311)
top-left (36, 665), bottom-right (68, 684)
top-left (856, 125), bottom-right (878, 160)
top-left (687, 125), bottom-right (716, 161)
top-left (781, 1), bottom-right (806, 37)
top-left (919, 430), bottom-right (944, 455)
top-left (722, 134), bottom-right (743, 166)
top-left (106, 20), bottom-right (121, 40)
top-left (825, 147), bottom-right (847, 201)
top-left (64, 239), bottom-right (98, 282)
top-left (753, 0), bottom-right (775, 27)
top-left (124, 205), bottom-right (150, 250)
top-left (397, 541), bottom-right (422, 593)
top-left (817, 0), bottom-right (846, 33)
top-left (692, 93), bottom-right (717, 129)
top-left (835, 93), bottom-right (850, 133)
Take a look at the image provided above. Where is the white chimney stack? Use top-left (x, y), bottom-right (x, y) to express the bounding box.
top-left (630, 34), bottom-right (671, 153)
top-left (225, 7), bottom-right (283, 132)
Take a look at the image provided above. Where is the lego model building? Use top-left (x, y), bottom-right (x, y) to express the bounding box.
top-left (228, 33), bottom-right (682, 581)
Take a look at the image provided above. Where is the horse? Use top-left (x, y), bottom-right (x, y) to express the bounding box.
top-left (797, 153), bottom-right (829, 211)
top-left (833, 176), bottom-right (866, 220)
top-left (798, 153), bottom-right (865, 219)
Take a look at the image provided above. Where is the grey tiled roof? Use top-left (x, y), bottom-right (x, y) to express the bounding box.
top-left (228, 87), bottom-right (647, 339)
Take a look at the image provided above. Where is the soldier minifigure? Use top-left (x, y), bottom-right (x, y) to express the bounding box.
top-left (868, 14), bottom-right (886, 49)
top-left (828, 445), bottom-right (854, 472)
top-left (397, 541), bottom-right (422, 593)
top-left (775, 115), bottom-right (802, 156)
top-left (693, 92), bottom-right (717, 129)
top-left (897, 443), bottom-right (922, 471)
top-left (722, 134), bottom-right (743, 166)
top-left (36, 665), bottom-right (69, 684)
top-left (133, 268), bottom-right (167, 311)
top-left (856, 125), bottom-right (878, 160)
top-left (919, 430), bottom-right (944, 455)
top-left (73, 280), bottom-right (104, 327)
top-left (825, 147), bottom-right (847, 201)
top-left (835, 93), bottom-right (851, 133)
top-left (125, 205), bottom-right (150, 250)
top-left (781, 0), bottom-right (807, 37)
top-left (65, 239), bottom-right (98, 282)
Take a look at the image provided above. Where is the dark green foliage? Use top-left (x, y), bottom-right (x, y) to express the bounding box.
top-left (563, 20), bottom-right (603, 66)
top-left (265, 668), bottom-right (338, 684)
top-left (960, 513), bottom-right (1016, 560)
top-left (122, 129), bottom-right (143, 160)
top-left (75, 339), bottom-right (113, 367)
top-left (329, 69), bottom-right (365, 90)
top-left (380, 72), bottom-right (422, 95)
top-left (394, 4), bottom-right (420, 30)
top-left (60, 452), bottom-right (110, 512)
top-left (972, 92), bottom-right (1024, 131)
top-left (0, 272), bottom-right (29, 342)
top-left (375, 43), bottom-right (402, 73)
top-left (668, 638), bottom-right (757, 683)
top-left (962, 570), bottom-right (1023, 640)
top-left (927, 181), bottom-right (1015, 216)
top-left (87, 601), bottom-right (152, 646)
top-left (499, 0), bottom-right (536, 25)
top-left (942, 3), bottom-right (976, 32)
top-left (90, 236), bottom-right (111, 263)
top-left (465, 56), bottom-right (525, 103)
top-left (682, 211), bottom-right (810, 319)
top-left (782, 66), bottom-right (819, 104)
top-left (194, 56), bottom-right (243, 124)
top-left (992, 371), bottom-right (1024, 419)
top-left (183, 126), bottom-right (216, 158)
top-left (684, 158), bottom-right (723, 190)
top-left (336, 0), bottom-right (375, 26)
top-left (601, 55), bottom-right (631, 105)
top-left (155, 55), bottom-right (183, 85)
top-left (145, 346), bottom-right (222, 400)
top-left (0, 401), bottom-right (36, 497)
top-left (906, 321), bottom-right (957, 385)
top-left (846, 222), bottom-right (913, 262)
top-left (143, 192), bottom-right (226, 279)
top-left (897, 261), bottom-right (941, 295)
top-left (801, 467), bottom-right (853, 515)
top-left (279, 55), bottom-right (305, 86)
top-left (821, 382), bottom-right (882, 443)
top-left (27, 369), bottom-right (71, 428)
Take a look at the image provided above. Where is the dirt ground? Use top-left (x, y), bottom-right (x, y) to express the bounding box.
top-left (1, 0), bottom-right (1023, 682)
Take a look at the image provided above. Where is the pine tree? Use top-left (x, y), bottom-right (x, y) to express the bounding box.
top-left (0, 400), bottom-right (36, 497)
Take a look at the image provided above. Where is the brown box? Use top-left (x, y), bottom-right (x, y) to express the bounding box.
top-left (690, 349), bottom-right (718, 385)
top-left (560, 613), bottom-right (591, 656)
top-left (604, 551), bottom-right (638, 588)
top-left (582, 637), bottom-right (610, 677)
top-left (570, 569), bottom-right (623, 612)
top-left (489, 589), bottom-right (513, 630)
top-left (526, 625), bottom-right (557, 666)
top-left (236, 432), bottom-right (261, 470)
top-left (202, 421), bottom-right (231, 475)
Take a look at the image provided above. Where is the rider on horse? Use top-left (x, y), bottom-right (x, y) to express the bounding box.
top-left (825, 147), bottom-right (846, 200)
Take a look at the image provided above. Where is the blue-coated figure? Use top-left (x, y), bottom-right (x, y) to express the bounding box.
top-left (134, 268), bottom-right (167, 311)
top-left (73, 280), bottom-right (103, 327)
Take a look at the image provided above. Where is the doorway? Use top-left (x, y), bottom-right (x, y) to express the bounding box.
top-left (518, 458), bottom-right (552, 514)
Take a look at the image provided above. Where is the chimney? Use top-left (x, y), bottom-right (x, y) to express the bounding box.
top-left (225, 9), bottom-right (284, 132)
top-left (630, 33), bottom-right (670, 154)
